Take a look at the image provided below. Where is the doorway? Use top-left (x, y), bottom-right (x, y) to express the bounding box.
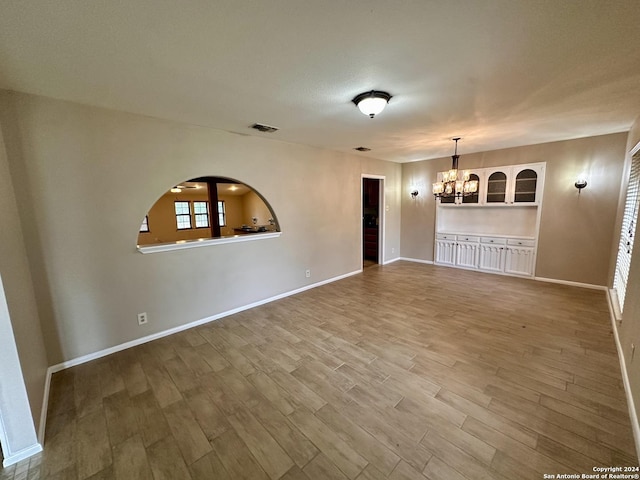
top-left (362, 177), bottom-right (384, 267)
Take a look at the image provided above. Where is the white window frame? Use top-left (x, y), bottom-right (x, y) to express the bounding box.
top-left (613, 143), bottom-right (640, 318)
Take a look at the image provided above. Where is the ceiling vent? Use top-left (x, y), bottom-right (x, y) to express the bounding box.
top-left (250, 123), bottom-right (279, 133)
top-left (354, 146), bottom-right (371, 152)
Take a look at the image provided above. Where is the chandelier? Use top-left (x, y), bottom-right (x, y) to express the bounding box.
top-left (432, 137), bottom-right (478, 198)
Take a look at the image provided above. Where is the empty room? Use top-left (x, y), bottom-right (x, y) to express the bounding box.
top-left (1, 1), bottom-right (640, 479)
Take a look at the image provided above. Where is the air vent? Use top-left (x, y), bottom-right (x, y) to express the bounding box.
top-left (250, 123), bottom-right (279, 133)
top-left (354, 146), bottom-right (371, 152)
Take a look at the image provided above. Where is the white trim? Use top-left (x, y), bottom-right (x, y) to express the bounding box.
top-left (382, 257), bottom-right (401, 265)
top-left (38, 369), bottom-right (52, 444)
top-left (608, 288), bottom-right (623, 322)
top-left (631, 139), bottom-right (640, 157)
top-left (48, 268), bottom-right (361, 373)
top-left (533, 276), bottom-right (607, 291)
top-left (361, 174), bottom-right (386, 266)
top-left (39, 268), bottom-right (362, 439)
top-left (137, 231), bottom-right (281, 254)
top-left (607, 289), bottom-right (640, 461)
top-left (397, 257), bottom-right (434, 265)
top-left (2, 443), bottom-right (42, 468)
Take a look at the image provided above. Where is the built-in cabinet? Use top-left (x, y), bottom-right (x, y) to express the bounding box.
top-left (436, 234), bottom-right (536, 277)
top-left (443, 162), bottom-right (544, 206)
top-left (434, 162), bottom-right (544, 278)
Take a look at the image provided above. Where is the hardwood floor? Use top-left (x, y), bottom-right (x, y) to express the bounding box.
top-left (1, 262), bottom-right (637, 479)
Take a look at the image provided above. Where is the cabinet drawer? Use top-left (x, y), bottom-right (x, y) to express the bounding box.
top-left (507, 238), bottom-right (535, 247)
top-left (436, 233), bottom-right (455, 240)
top-left (480, 236), bottom-right (507, 245)
top-left (456, 235), bottom-right (480, 243)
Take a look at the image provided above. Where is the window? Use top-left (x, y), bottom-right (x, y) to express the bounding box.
top-left (175, 201), bottom-right (192, 229)
top-left (140, 215), bottom-right (149, 232)
top-left (193, 201), bottom-right (210, 228)
top-left (217, 200), bottom-right (226, 227)
top-left (613, 152), bottom-right (640, 314)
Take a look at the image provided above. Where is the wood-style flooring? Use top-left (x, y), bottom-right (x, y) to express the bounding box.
top-left (1, 262), bottom-right (637, 479)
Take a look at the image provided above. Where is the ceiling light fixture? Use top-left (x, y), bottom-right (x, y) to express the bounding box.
top-left (352, 90), bottom-right (392, 118)
top-left (170, 187), bottom-right (181, 193)
top-left (432, 137), bottom-right (478, 199)
top-left (575, 176), bottom-right (588, 194)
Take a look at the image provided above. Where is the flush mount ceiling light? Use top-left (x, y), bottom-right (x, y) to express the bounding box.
top-left (352, 90), bottom-right (392, 118)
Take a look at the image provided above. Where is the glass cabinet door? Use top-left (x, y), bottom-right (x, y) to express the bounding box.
top-left (462, 173), bottom-right (481, 204)
top-left (486, 171), bottom-right (507, 203)
top-left (514, 169), bottom-right (538, 203)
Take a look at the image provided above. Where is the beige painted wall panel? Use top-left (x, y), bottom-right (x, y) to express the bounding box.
top-left (0, 91), bottom-right (401, 364)
top-left (242, 190), bottom-right (271, 226)
top-left (401, 134), bottom-right (627, 286)
top-left (0, 123), bottom-right (48, 435)
top-left (138, 190), bottom-right (211, 245)
top-left (218, 194), bottom-right (244, 236)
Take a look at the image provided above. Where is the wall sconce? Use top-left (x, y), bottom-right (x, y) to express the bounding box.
top-left (411, 190), bottom-right (419, 199)
top-left (575, 177), bottom-right (588, 194)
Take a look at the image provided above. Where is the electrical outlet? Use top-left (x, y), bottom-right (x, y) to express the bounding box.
top-left (137, 312), bottom-right (148, 325)
top-left (392, 247), bottom-right (395, 254)
top-left (305, 269), bottom-right (311, 278)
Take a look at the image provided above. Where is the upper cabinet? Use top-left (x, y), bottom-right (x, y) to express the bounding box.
top-left (485, 169), bottom-right (508, 204)
top-left (512, 165), bottom-right (543, 204)
top-left (461, 171), bottom-right (483, 205)
top-left (440, 162), bottom-right (544, 206)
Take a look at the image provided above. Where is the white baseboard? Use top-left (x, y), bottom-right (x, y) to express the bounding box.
top-left (40, 268), bottom-right (362, 440)
top-left (606, 289), bottom-right (640, 461)
top-left (534, 276), bottom-right (607, 291)
top-left (397, 257), bottom-right (434, 265)
top-left (37, 369), bottom-right (52, 444)
top-left (382, 257), bottom-right (401, 265)
top-left (608, 288), bottom-right (623, 322)
top-left (2, 443), bottom-right (42, 468)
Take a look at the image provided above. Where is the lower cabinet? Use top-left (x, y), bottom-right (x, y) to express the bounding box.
top-left (436, 233), bottom-right (535, 277)
top-left (504, 245), bottom-right (535, 276)
top-left (434, 237), bottom-right (456, 266)
top-left (456, 239), bottom-right (479, 269)
top-left (478, 243), bottom-right (505, 272)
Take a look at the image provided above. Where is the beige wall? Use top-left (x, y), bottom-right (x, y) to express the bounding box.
top-left (401, 133), bottom-right (627, 286)
top-left (218, 194), bottom-right (244, 236)
top-left (242, 190), bottom-right (272, 227)
top-left (0, 90), bottom-right (401, 365)
top-left (138, 190), bottom-right (211, 245)
top-left (0, 120), bottom-right (48, 437)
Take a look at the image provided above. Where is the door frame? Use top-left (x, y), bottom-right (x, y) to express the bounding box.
top-left (361, 174), bottom-right (385, 265)
top-left (0, 274), bottom-right (42, 467)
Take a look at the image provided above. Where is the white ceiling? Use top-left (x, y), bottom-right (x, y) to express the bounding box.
top-left (1, 1), bottom-right (639, 162)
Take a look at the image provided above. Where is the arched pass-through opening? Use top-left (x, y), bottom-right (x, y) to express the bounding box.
top-left (137, 176), bottom-right (281, 254)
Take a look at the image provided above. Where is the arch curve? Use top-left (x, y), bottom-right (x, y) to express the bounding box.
top-left (137, 176), bottom-right (280, 249)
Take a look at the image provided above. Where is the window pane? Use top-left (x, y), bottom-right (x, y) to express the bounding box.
top-left (176, 215), bottom-right (191, 229)
top-left (175, 201), bottom-right (190, 215)
top-left (195, 213), bottom-right (209, 228)
top-left (217, 200), bottom-right (226, 227)
top-left (140, 216), bottom-right (149, 232)
top-left (193, 201), bottom-right (208, 214)
top-left (614, 153), bottom-right (640, 313)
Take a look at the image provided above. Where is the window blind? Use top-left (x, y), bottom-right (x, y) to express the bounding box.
top-left (613, 153), bottom-right (640, 314)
